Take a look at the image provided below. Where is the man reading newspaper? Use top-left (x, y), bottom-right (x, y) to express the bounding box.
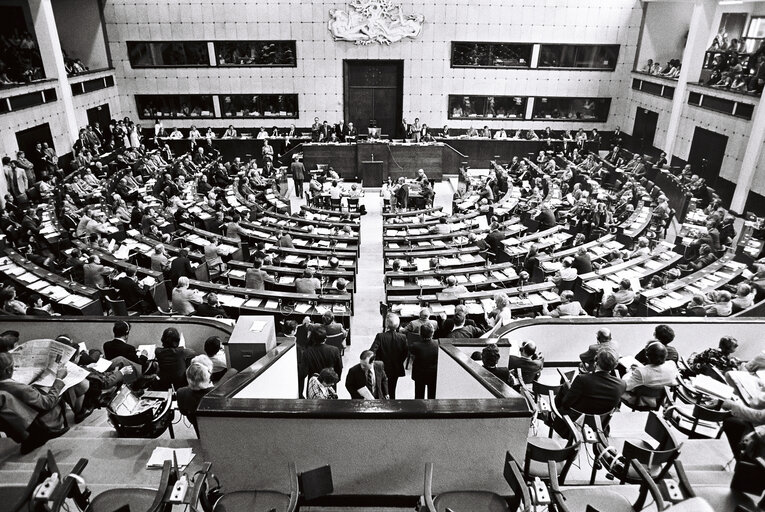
top-left (0, 351), bottom-right (70, 453)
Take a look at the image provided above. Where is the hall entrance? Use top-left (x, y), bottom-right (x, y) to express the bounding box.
top-left (688, 127), bottom-right (728, 198)
top-left (343, 60), bottom-right (404, 139)
top-left (632, 107), bottom-right (658, 154)
top-left (86, 103), bottom-right (111, 130)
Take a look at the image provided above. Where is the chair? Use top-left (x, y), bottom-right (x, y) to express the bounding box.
top-left (523, 403), bottom-right (582, 485)
top-left (669, 459), bottom-right (757, 512)
top-left (329, 198), bottom-right (342, 211)
top-left (3, 451), bottom-right (62, 512)
top-left (325, 332), bottom-right (346, 356)
top-left (347, 197), bottom-right (359, 212)
top-left (212, 462), bottom-right (298, 512)
top-left (620, 384), bottom-right (671, 412)
top-left (422, 452), bottom-right (524, 512)
top-left (547, 456), bottom-right (713, 512)
top-left (664, 403), bottom-right (729, 439)
top-left (86, 459), bottom-right (177, 512)
top-left (107, 389), bottom-right (175, 439)
top-left (591, 412), bottom-right (682, 485)
top-left (105, 297), bottom-right (129, 316)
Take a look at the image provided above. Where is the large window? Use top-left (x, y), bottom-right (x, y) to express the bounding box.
top-left (538, 44), bottom-right (619, 70)
top-left (215, 41), bottom-right (296, 67)
top-left (743, 17), bottom-right (765, 53)
top-left (451, 42), bottom-right (533, 68)
top-left (127, 42), bottom-right (209, 67)
top-left (532, 97), bottom-right (611, 122)
top-left (448, 95), bottom-right (527, 119)
top-left (135, 95), bottom-right (214, 119)
top-left (220, 94), bottom-right (298, 118)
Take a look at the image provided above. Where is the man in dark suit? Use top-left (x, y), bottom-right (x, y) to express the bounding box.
top-left (507, 340), bottom-right (544, 385)
top-left (435, 305), bottom-right (478, 338)
top-left (334, 120), bottom-right (346, 142)
top-left (579, 328), bottom-right (619, 372)
top-left (193, 293), bottom-right (227, 318)
top-left (169, 249), bottom-right (195, 286)
top-left (409, 323), bottom-right (439, 399)
top-left (447, 311), bottom-right (485, 338)
top-left (555, 349), bottom-right (625, 415)
top-left (301, 331), bottom-right (343, 385)
top-left (571, 247), bottom-right (593, 274)
top-left (394, 177), bottom-right (409, 210)
top-left (114, 267), bottom-right (153, 313)
top-left (369, 313), bottom-right (408, 398)
top-left (484, 222), bottom-right (505, 258)
top-left (535, 203), bottom-right (558, 231)
top-left (481, 344), bottom-right (510, 384)
top-left (103, 321), bottom-right (148, 374)
top-left (345, 350), bottom-right (389, 399)
top-left (290, 155), bottom-right (306, 197)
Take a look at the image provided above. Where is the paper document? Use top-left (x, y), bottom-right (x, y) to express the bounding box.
top-left (250, 320), bottom-right (267, 332)
top-left (10, 339), bottom-right (87, 395)
top-left (138, 344), bottom-right (157, 360)
top-left (87, 357), bottom-right (112, 373)
top-left (147, 447), bottom-right (195, 470)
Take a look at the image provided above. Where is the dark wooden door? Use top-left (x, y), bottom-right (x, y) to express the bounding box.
top-left (87, 103), bottom-right (111, 129)
top-left (15, 123), bottom-right (53, 158)
top-left (632, 107), bottom-right (658, 153)
top-left (344, 60), bottom-right (403, 139)
top-left (688, 127), bottom-right (728, 187)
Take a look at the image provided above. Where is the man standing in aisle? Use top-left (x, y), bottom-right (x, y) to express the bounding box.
top-left (345, 351), bottom-right (389, 399)
top-left (290, 154), bottom-right (305, 197)
top-left (369, 313), bottom-right (408, 398)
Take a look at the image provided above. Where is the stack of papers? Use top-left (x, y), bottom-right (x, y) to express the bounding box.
top-left (147, 447), bottom-right (195, 470)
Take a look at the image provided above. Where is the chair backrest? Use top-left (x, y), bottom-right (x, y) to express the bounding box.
top-left (692, 403), bottom-right (730, 423)
top-left (625, 385), bottom-right (670, 411)
top-left (525, 415), bottom-right (581, 483)
top-left (9, 451), bottom-right (58, 512)
top-left (619, 412), bottom-right (681, 482)
top-left (106, 297), bottom-right (128, 316)
top-left (532, 379), bottom-right (562, 397)
top-left (325, 332), bottom-right (346, 350)
top-left (503, 452), bottom-right (531, 512)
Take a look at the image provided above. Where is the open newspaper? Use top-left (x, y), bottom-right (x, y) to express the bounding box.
top-left (10, 339), bottom-right (89, 395)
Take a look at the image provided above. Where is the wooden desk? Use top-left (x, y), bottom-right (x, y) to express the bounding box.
top-left (187, 278), bottom-right (354, 321)
top-left (0, 249), bottom-right (102, 316)
top-left (639, 254), bottom-right (747, 315)
top-left (72, 241), bottom-right (170, 310)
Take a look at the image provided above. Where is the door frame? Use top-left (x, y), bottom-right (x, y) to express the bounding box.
top-left (343, 59), bottom-right (404, 138)
top-left (632, 107), bottom-right (658, 154)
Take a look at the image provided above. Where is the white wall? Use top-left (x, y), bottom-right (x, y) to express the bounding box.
top-left (103, 0), bottom-right (642, 130)
top-left (0, 77), bottom-right (121, 159)
top-left (52, 0), bottom-right (109, 70)
top-left (199, 414), bottom-right (531, 495)
top-left (497, 319), bottom-right (765, 362)
top-left (638, 2), bottom-right (693, 70)
top-left (234, 344), bottom-right (299, 399)
top-left (436, 348), bottom-right (497, 399)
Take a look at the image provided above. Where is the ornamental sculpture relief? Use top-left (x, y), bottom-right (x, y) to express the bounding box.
top-left (328, 0), bottom-right (424, 45)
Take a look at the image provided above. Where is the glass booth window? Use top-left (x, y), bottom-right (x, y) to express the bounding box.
top-left (538, 44), bottom-right (619, 70)
top-left (451, 42), bottom-right (533, 68)
top-left (448, 95), bottom-right (527, 119)
top-left (743, 17), bottom-right (765, 54)
top-left (532, 97), bottom-right (611, 121)
top-left (215, 41), bottom-right (297, 66)
top-left (127, 42), bottom-right (209, 67)
top-left (135, 95), bottom-right (214, 119)
top-left (219, 94), bottom-right (298, 118)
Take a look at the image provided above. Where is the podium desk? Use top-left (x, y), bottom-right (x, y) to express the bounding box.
top-left (361, 160), bottom-right (385, 185)
top-left (228, 315), bottom-right (277, 371)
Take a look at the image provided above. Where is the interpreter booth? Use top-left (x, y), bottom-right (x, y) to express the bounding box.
top-left (196, 340), bottom-right (532, 498)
